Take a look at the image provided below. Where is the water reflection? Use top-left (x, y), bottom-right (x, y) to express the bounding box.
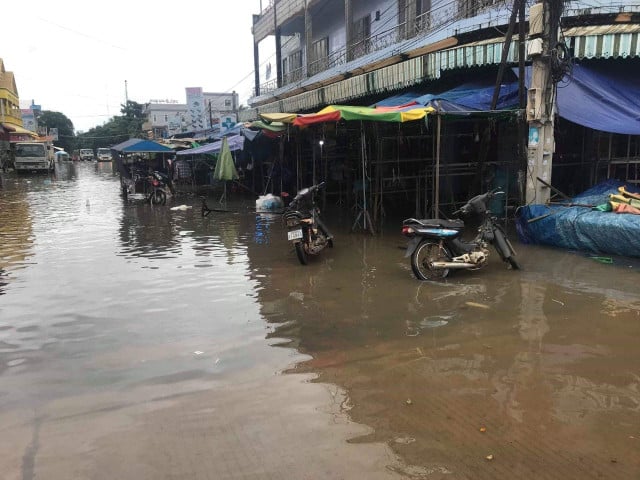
top-left (3, 162), bottom-right (640, 477)
top-left (246, 228), bottom-right (640, 477)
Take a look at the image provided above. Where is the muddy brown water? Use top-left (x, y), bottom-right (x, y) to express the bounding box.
top-left (1, 162), bottom-right (639, 479)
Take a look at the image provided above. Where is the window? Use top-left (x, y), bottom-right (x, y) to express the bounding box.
top-left (459, 0), bottom-right (502, 18)
top-left (416, 0), bottom-right (431, 32)
top-left (225, 99), bottom-right (232, 107)
top-left (310, 37), bottom-right (329, 74)
top-left (350, 15), bottom-right (371, 59)
top-left (153, 115), bottom-right (157, 122)
top-left (282, 50), bottom-right (303, 84)
top-left (164, 114), bottom-right (168, 121)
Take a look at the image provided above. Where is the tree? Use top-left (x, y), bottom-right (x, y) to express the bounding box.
top-left (37, 110), bottom-right (75, 153)
top-left (76, 100), bottom-right (149, 150)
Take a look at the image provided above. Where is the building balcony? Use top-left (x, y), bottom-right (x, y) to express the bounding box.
top-left (0, 111), bottom-right (24, 127)
top-left (253, 0), bottom-right (306, 44)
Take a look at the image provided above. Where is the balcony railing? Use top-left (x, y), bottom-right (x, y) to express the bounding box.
top-left (565, 3), bottom-right (640, 16)
top-left (283, 67), bottom-right (305, 85)
top-left (255, 0), bottom-right (640, 98)
top-left (308, 47), bottom-right (347, 77)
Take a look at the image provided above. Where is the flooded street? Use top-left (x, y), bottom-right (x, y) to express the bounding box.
top-left (1, 162), bottom-right (640, 479)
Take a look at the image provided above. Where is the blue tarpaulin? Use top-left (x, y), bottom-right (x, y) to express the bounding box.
top-left (176, 134), bottom-right (245, 156)
top-left (516, 179), bottom-right (640, 258)
top-left (518, 63), bottom-right (640, 135)
top-left (373, 82), bottom-right (520, 112)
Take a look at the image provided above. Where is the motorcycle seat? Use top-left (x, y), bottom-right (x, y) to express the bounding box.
top-left (403, 218), bottom-right (464, 229)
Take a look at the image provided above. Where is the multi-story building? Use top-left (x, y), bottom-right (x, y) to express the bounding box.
top-left (1, 58), bottom-right (37, 169)
top-left (242, 1), bottom-right (640, 219)
top-left (247, 1), bottom-right (639, 117)
top-left (0, 59), bottom-right (25, 132)
top-left (144, 90), bottom-right (240, 138)
top-left (144, 100), bottom-right (188, 139)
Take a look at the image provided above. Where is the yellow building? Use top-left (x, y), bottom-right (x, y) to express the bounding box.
top-left (0, 58), bottom-right (24, 129)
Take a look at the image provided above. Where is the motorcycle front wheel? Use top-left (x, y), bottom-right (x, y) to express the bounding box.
top-left (411, 241), bottom-right (451, 281)
top-left (507, 256), bottom-right (521, 270)
top-left (295, 242), bottom-right (308, 265)
top-left (149, 189), bottom-right (167, 206)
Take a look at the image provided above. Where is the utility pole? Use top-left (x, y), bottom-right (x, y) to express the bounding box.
top-left (525, 0), bottom-right (564, 204)
top-left (124, 80), bottom-right (129, 104)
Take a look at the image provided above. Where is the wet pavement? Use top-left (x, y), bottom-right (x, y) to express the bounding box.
top-left (1, 162), bottom-right (640, 479)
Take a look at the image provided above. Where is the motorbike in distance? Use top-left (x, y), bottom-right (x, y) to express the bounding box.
top-left (282, 182), bottom-right (333, 265)
top-left (145, 170), bottom-right (174, 205)
top-left (402, 188), bottom-right (520, 280)
top-left (128, 167), bottom-right (174, 205)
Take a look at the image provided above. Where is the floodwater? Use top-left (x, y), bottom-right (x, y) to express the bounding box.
top-left (1, 162), bottom-right (639, 479)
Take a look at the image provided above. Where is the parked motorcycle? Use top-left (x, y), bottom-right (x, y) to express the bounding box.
top-left (402, 188), bottom-right (520, 280)
top-left (145, 170), bottom-right (174, 205)
top-left (128, 168), bottom-right (174, 205)
top-left (283, 182), bottom-right (333, 265)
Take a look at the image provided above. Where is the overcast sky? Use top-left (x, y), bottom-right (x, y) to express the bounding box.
top-left (3, 1), bottom-right (268, 132)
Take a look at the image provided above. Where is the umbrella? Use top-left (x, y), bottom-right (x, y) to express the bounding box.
top-left (213, 136), bottom-right (239, 203)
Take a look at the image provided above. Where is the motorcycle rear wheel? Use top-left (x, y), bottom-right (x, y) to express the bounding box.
top-left (411, 241), bottom-right (451, 281)
top-left (295, 242), bottom-right (308, 265)
top-left (149, 189), bottom-right (167, 206)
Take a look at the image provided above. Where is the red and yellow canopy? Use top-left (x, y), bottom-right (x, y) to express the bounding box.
top-left (260, 104), bottom-right (435, 127)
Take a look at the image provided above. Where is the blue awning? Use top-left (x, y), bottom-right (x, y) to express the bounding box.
top-left (111, 139), bottom-right (174, 153)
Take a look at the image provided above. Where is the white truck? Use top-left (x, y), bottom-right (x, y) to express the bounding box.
top-left (79, 148), bottom-right (94, 161)
top-left (96, 148), bottom-right (112, 162)
top-left (13, 142), bottom-right (54, 173)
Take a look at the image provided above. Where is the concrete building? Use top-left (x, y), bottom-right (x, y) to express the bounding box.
top-left (144, 90), bottom-right (239, 138)
top-left (143, 101), bottom-right (188, 138)
top-left (0, 58), bottom-right (36, 169)
top-left (0, 59), bottom-right (23, 131)
top-left (248, 1), bottom-right (639, 116)
top-left (242, 1), bottom-right (640, 219)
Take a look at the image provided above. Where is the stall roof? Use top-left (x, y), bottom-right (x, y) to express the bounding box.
top-left (176, 134), bottom-right (245, 156)
top-left (111, 138), bottom-right (174, 153)
top-left (254, 81), bottom-right (518, 128)
top-left (374, 81), bottom-right (520, 113)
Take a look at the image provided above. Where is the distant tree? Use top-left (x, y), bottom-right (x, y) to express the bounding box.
top-left (76, 100), bottom-right (149, 150)
top-left (37, 110), bottom-right (75, 153)
top-left (120, 100), bottom-right (146, 120)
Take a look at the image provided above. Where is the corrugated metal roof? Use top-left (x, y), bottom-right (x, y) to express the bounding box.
top-left (564, 24), bottom-right (640, 36)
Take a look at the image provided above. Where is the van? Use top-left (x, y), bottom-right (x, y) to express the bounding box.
top-left (80, 149), bottom-right (94, 161)
top-left (97, 148), bottom-right (112, 162)
top-left (14, 142), bottom-right (54, 173)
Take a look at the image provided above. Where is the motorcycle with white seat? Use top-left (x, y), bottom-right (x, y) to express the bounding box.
top-left (402, 189), bottom-right (520, 280)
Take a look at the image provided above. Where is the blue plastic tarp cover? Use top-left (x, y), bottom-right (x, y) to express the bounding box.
top-left (373, 82), bottom-right (519, 112)
top-left (516, 179), bottom-right (640, 258)
top-left (176, 134), bottom-right (245, 156)
top-left (517, 64), bottom-right (640, 135)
